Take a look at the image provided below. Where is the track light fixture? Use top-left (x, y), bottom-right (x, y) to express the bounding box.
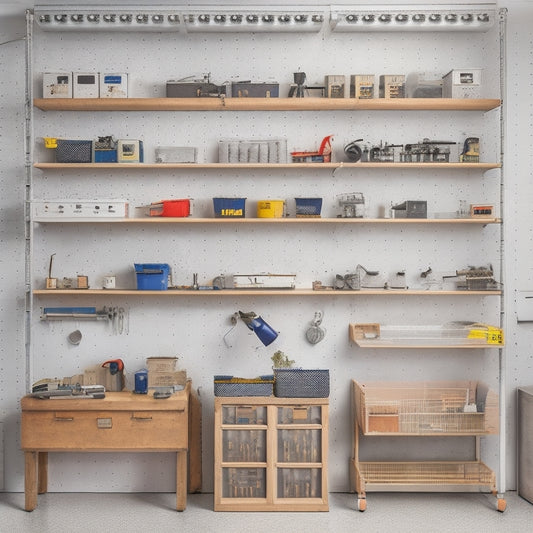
top-left (34, 4), bottom-right (496, 33)
top-left (330, 4), bottom-right (496, 32)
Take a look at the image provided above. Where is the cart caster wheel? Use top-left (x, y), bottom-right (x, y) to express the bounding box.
top-left (497, 498), bottom-right (506, 513)
top-left (357, 498), bottom-right (367, 512)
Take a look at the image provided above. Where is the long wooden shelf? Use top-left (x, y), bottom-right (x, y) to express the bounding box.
top-left (348, 323), bottom-right (503, 348)
top-left (32, 289), bottom-right (502, 297)
top-left (33, 97), bottom-right (501, 112)
top-left (351, 340), bottom-right (500, 349)
top-left (32, 217), bottom-right (502, 225)
top-left (33, 162), bottom-right (501, 171)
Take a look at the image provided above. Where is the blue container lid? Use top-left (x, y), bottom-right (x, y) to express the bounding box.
top-left (134, 263), bottom-right (170, 273)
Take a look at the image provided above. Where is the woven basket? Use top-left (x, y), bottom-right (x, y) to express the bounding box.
top-left (214, 375), bottom-right (274, 397)
top-left (274, 369), bottom-right (330, 398)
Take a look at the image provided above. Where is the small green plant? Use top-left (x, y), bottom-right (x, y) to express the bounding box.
top-left (271, 350), bottom-right (295, 369)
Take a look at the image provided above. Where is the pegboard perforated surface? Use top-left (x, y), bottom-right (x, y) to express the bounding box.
top-left (1, 2), bottom-right (524, 495)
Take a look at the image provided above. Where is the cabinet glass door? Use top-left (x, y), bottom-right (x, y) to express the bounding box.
top-left (277, 468), bottom-right (322, 499)
top-left (222, 467), bottom-right (266, 498)
top-left (278, 429), bottom-right (322, 463)
top-left (223, 429), bottom-right (266, 462)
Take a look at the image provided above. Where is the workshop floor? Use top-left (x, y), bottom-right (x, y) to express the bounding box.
top-left (1, 491), bottom-right (532, 533)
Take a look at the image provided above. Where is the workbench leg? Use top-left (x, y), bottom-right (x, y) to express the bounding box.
top-left (24, 451), bottom-right (38, 512)
top-left (38, 452), bottom-right (48, 494)
top-left (188, 387), bottom-right (202, 493)
top-left (176, 450), bottom-right (187, 511)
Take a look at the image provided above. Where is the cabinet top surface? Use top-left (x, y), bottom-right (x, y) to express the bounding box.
top-left (21, 385), bottom-right (190, 411)
top-left (33, 97), bottom-right (501, 112)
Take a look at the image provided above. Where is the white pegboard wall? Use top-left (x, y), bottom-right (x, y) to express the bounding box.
top-left (25, 13), bottom-right (507, 495)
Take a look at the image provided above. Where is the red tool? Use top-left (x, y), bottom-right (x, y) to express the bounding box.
top-left (102, 359), bottom-right (124, 375)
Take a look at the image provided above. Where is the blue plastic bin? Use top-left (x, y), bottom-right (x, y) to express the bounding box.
top-left (134, 263), bottom-right (170, 290)
top-left (213, 197), bottom-right (246, 218)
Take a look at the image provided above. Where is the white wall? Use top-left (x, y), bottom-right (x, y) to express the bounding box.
top-left (1, 1), bottom-right (532, 495)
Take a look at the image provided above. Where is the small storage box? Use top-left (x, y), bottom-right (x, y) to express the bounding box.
top-left (213, 198), bottom-right (246, 218)
top-left (214, 375), bottom-right (275, 397)
top-left (150, 199), bottom-right (190, 217)
top-left (134, 263), bottom-right (170, 290)
top-left (43, 72), bottom-right (72, 98)
top-left (231, 82), bottom-right (279, 98)
top-left (155, 146), bottom-right (198, 163)
top-left (295, 198), bottom-right (322, 218)
top-left (56, 139), bottom-right (93, 163)
top-left (442, 69), bottom-right (482, 98)
top-left (274, 369), bottom-right (330, 398)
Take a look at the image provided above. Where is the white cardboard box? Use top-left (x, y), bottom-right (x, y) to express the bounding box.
top-left (33, 200), bottom-right (129, 219)
top-left (73, 72), bottom-right (99, 98)
top-left (43, 72), bottom-right (72, 98)
top-left (100, 72), bottom-right (129, 98)
top-left (442, 69), bottom-right (482, 98)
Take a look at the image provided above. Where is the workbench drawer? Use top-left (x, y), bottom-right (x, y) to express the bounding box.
top-left (21, 410), bottom-right (187, 451)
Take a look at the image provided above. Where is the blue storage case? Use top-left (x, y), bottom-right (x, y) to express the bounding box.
top-left (134, 263), bottom-right (170, 290)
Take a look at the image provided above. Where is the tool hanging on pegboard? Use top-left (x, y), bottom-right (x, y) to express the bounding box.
top-left (306, 311), bottom-right (326, 345)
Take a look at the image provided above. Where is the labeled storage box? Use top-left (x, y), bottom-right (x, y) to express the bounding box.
top-left (350, 75), bottom-right (375, 99)
top-left (33, 200), bottom-right (128, 219)
top-left (257, 199), bottom-right (285, 218)
top-left (442, 69), bottom-right (482, 98)
top-left (214, 375), bottom-right (275, 397)
top-left (55, 139), bottom-right (93, 163)
top-left (325, 75), bottom-right (346, 98)
top-left (100, 72), bottom-right (128, 98)
top-left (213, 197), bottom-right (246, 218)
top-left (295, 198), bottom-right (322, 218)
top-left (117, 140), bottom-right (143, 163)
top-left (134, 263), bottom-right (170, 290)
top-left (379, 75), bottom-right (406, 98)
top-left (274, 369), bottom-right (330, 398)
top-left (43, 72), bottom-right (72, 98)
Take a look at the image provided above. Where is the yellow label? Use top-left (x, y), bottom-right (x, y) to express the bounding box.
top-left (44, 137), bottom-right (57, 149)
top-left (468, 326), bottom-right (504, 345)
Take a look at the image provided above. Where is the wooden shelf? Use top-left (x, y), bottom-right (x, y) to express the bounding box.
top-left (32, 289), bottom-right (502, 297)
top-left (33, 162), bottom-right (501, 171)
top-left (33, 97), bottom-right (501, 112)
top-left (32, 217), bottom-right (502, 225)
top-left (348, 323), bottom-right (504, 349)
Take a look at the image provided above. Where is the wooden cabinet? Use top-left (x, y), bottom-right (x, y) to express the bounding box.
top-left (214, 396), bottom-right (328, 511)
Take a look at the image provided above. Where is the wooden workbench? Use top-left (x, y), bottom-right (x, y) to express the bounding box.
top-left (21, 382), bottom-right (201, 511)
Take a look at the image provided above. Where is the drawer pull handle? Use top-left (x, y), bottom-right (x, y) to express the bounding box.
top-left (54, 417), bottom-right (74, 421)
top-left (132, 415), bottom-right (153, 420)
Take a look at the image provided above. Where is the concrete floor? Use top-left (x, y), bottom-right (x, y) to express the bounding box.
top-left (1, 491), bottom-right (532, 533)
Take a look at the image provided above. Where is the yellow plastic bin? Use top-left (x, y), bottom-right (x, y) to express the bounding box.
top-left (257, 199), bottom-right (285, 218)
